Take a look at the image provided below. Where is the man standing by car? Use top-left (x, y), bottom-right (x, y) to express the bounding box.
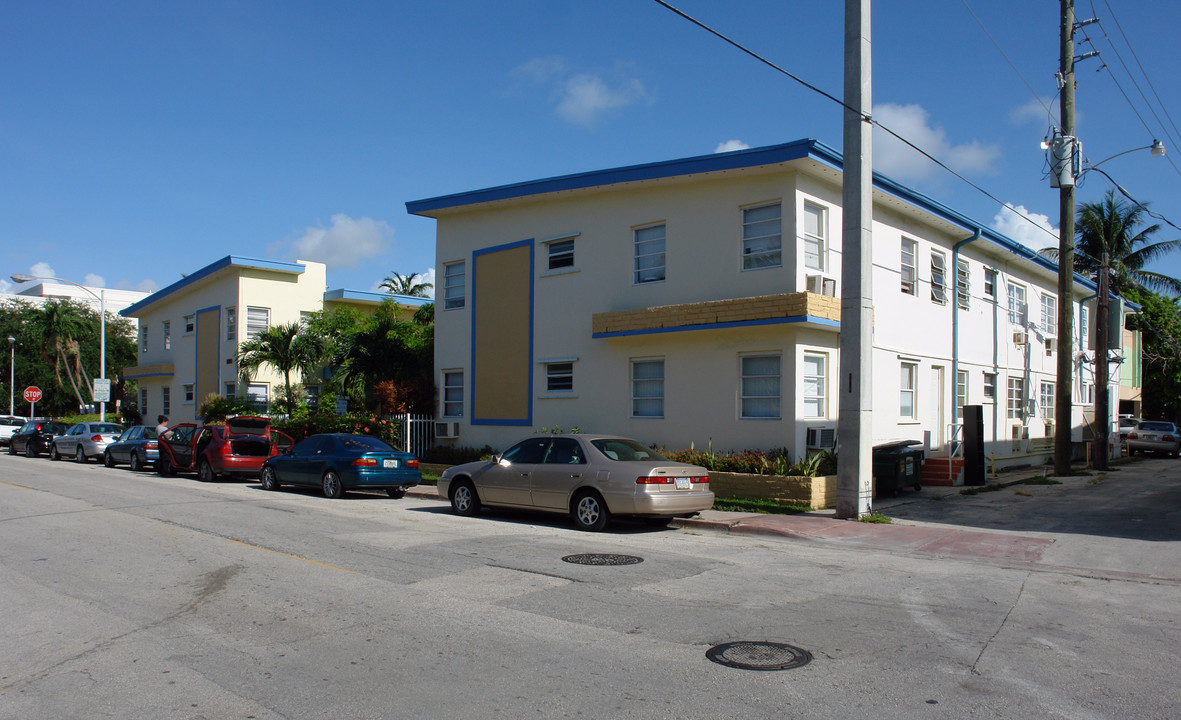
top-left (155, 415), bottom-right (169, 435)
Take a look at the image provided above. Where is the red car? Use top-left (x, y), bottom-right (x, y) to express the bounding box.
top-left (156, 416), bottom-right (293, 481)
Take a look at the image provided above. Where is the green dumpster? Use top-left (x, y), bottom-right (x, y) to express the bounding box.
top-left (872, 440), bottom-right (925, 497)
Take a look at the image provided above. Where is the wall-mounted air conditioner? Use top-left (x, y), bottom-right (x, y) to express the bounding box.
top-left (1012, 328), bottom-right (1027, 345)
top-left (434, 421), bottom-right (460, 439)
top-left (805, 426), bottom-right (836, 450)
top-left (805, 275), bottom-right (837, 297)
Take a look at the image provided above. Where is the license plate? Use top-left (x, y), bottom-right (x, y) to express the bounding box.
top-left (675, 477), bottom-right (691, 489)
top-left (383, 459), bottom-right (398, 468)
top-left (1144, 434), bottom-right (1158, 441)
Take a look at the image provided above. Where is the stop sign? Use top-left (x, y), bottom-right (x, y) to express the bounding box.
top-left (23, 386), bottom-right (42, 403)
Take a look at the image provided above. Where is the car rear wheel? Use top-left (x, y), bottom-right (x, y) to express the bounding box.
top-left (572, 490), bottom-right (610, 532)
top-left (157, 455), bottom-right (174, 477)
top-left (129, 453), bottom-right (141, 472)
top-left (7, 442), bottom-right (14, 455)
top-left (450, 479), bottom-right (480, 516)
top-left (260, 466), bottom-right (280, 491)
top-left (104, 451), bottom-right (115, 468)
top-left (26, 442), bottom-right (36, 458)
top-left (322, 470), bottom-right (344, 499)
top-left (50, 445), bottom-right (60, 461)
top-left (76, 447), bottom-right (87, 463)
top-left (386, 487), bottom-right (406, 499)
top-left (197, 461), bottom-right (215, 483)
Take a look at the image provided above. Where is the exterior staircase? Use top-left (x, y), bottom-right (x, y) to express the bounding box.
top-left (921, 456), bottom-right (964, 486)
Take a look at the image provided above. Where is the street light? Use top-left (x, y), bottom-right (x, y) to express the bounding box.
top-left (1086, 140), bottom-right (1167, 171)
top-left (10, 273), bottom-right (107, 421)
top-left (7, 336), bottom-right (14, 416)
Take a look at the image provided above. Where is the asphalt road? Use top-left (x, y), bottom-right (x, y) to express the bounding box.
top-left (1, 451), bottom-right (1178, 719)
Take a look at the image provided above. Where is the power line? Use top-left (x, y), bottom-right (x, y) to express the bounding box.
top-left (961, 0), bottom-right (1055, 123)
top-left (648, 0), bottom-right (1060, 245)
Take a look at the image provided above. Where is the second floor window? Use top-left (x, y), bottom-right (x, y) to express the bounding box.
top-left (803, 202), bottom-right (826, 271)
top-left (634, 224), bottom-right (666, 284)
top-left (1007, 283), bottom-right (1026, 325)
top-left (1007, 378), bottom-right (1025, 420)
top-left (225, 307), bottom-right (236, 341)
top-left (1041, 295), bottom-right (1057, 335)
top-left (1040, 382), bottom-right (1055, 419)
top-left (931, 251), bottom-right (947, 305)
top-left (956, 259), bottom-right (970, 309)
top-left (742, 203), bottom-right (782, 270)
top-left (444, 262), bottom-right (466, 310)
top-left (163, 320), bottom-right (171, 351)
top-left (246, 307), bottom-right (269, 339)
top-left (547, 238), bottom-right (575, 270)
top-left (901, 238), bottom-right (917, 295)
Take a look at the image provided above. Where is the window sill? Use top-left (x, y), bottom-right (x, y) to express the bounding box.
top-left (740, 417), bottom-right (782, 421)
top-left (540, 267), bottom-right (579, 278)
top-left (538, 394), bottom-right (578, 400)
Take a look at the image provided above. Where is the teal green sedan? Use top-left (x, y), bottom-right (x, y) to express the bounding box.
top-left (259, 433), bottom-right (421, 499)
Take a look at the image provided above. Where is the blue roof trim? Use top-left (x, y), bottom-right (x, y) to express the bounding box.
top-left (406, 138), bottom-right (1101, 294)
top-left (121, 256), bottom-right (306, 317)
top-left (592, 315), bottom-right (840, 339)
top-left (324, 288), bottom-right (431, 306)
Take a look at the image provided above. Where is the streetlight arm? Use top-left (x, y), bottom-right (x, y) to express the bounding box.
top-left (1085, 140), bottom-right (1166, 172)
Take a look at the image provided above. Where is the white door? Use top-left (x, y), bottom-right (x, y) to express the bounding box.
top-left (930, 366), bottom-right (946, 450)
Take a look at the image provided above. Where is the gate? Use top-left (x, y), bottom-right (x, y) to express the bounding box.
top-left (388, 413), bottom-right (436, 458)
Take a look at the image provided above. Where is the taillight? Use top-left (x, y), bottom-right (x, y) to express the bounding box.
top-left (407, 458), bottom-right (419, 468)
top-left (1165, 435), bottom-right (1176, 442)
top-left (91, 435), bottom-right (103, 442)
top-left (1129, 432), bottom-right (1139, 439)
top-left (146, 442), bottom-right (157, 450)
top-left (353, 457), bottom-right (377, 466)
top-left (636, 476), bottom-right (709, 484)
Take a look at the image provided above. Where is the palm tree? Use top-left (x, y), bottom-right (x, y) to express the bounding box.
top-left (31, 301), bottom-right (91, 408)
top-left (380, 271), bottom-right (433, 297)
top-left (1042, 190), bottom-right (1181, 295)
top-left (237, 322), bottom-right (326, 413)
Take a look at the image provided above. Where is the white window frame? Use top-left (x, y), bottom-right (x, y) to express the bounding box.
top-left (802, 202), bottom-right (826, 271)
top-left (802, 353), bottom-right (827, 419)
top-left (984, 268), bottom-right (997, 299)
top-left (183, 314), bottom-right (195, 334)
top-left (741, 202), bottom-right (782, 270)
top-left (442, 370), bottom-right (464, 417)
top-left (956, 259), bottom-right (971, 309)
top-left (983, 372), bottom-right (997, 402)
top-left (900, 362), bottom-right (918, 420)
top-left (140, 388), bottom-right (148, 416)
top-left (162, 386), bottom-right (171, 416)
top-left (225, 307), bottom-right (236, 342)
top-left (544, 361), bottom-right (574, 394)
top-left (246, 307), bottom-right (269, 340)
top-left (1080, 304), bottom-right (1090, 350)
top-left (247, 383), bottom-right (269, 411)
top-left (224, 382), bottom-right (236, 398)
top-left (956, 370), bottom-right (968, 420)
top-left (141, 325), bottom-right (148, 353)
top-left (1041, 295), bottom-right (1057, 336)
top-left (1007, 377), bottom-right (1025, 420)
top-left (740, 354), bottom-right (781, 420)
top-left (630, 359), bottom-right (665, 418)
top-left (1040, 382), bottom-right (1055, 419)
top-left (633, 223), bottom-right (666, 284)
top-left (443, 261), bottom-right (466, 310)
top-left (544, 236), bottom-right (577, 272)
top-left (901, 238), bottom-right (917, 295)
top-left (183, 384), bottom-right (194, 403)
top-left (162, 320), bottom-right (171, 351)
top-left (931, 251), bottom-right (947, 305)
top-left (1007, 283), bottom-right (1027, 325)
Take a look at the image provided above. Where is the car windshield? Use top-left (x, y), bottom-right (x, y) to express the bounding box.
top-left (43, 423), bottom-right (69, 434)
top-left (339, 435), bottom-right (394, 452)
top-left (93, 424), bottom-right (122, 434)
top-left (590, 438), bottom-right (668, 462)
top-left (1138, 421), bottom-right (1174, 432)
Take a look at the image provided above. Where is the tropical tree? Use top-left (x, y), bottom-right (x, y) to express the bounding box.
top-left (1124, 289), bottom-right (1181, 422)
top-left (30, 301), bottom-right (92, 409)
top-left (380, 271), bottom-right (433, 297)
top-left (322, 301), bottom-right (434, 413)
top-left (237, 322), bottom-right (326, 414)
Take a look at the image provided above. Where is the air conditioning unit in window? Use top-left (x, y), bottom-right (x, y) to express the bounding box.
top-left (1012, 328), bottom-right (1027, 345)
top-left (805, 275), bottom-right (837, 297)
top-left (805, 426), bottom-right (836, 450)
top-left (434, 421), bottom-right (460, 439)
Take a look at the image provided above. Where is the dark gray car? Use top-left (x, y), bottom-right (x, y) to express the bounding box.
top-left (103, 425), bottom-right (160, 470)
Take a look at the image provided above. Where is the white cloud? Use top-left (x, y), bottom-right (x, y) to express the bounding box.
top-left (1010, 96), bottom-right (1058, 126)
top-left (715, 140), bottom-right (750, 153)
top-left (872, 102), bottom-right (1001, 182)
top-left (514, 56), bottom-right (652, 127)
top-left (282, 214), bottom-right (392, 269)
top-left (0, 279), bottom-right (11, 294)
top-left (83, 273), bottom-right (105, 288)
top-left (137, 279), bottom-right (160, 293)
top-left (28, 262), bottom-right (55, 280)
top-left (511, 56), bottom-right (566, 84)
top-left (992, 203), bottom-right (1059, 251)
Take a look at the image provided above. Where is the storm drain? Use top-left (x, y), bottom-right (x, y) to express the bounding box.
top-left (705, 641), bottom-right (813, 671)
top-left (561, 553), bottom-right (644, 566)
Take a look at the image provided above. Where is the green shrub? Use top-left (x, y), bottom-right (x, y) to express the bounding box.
top-left (422, 444), bottom-right (497, 465)
top-left (274, 411), bottom-right (402, 448)
top-left (661, 446), bottom-right (835, 477)
top-left (198, 394), bottom-right (255, 422)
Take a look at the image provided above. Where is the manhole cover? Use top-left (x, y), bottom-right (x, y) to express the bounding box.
top-left (705, 641), bottom-right (813, 671)
top-left (561, 553), bottom-right (643, 566)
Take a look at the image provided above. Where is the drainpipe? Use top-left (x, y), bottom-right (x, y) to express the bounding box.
top-left (949, 229), bottom-right (982, 485)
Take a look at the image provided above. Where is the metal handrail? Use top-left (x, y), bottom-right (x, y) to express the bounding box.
top-left (946, 422), bottom-right (964, 484)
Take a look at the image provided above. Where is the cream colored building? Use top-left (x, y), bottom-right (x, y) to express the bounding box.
top-left (121, 256), bottom-right (427, 422)
top-left (409, 139), bottom-right (1124, 469)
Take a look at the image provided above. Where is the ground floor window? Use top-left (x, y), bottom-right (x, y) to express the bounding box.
top-left (1007, 378), bottom-right (1024, 420)
top-left (247, 384), bottom-right (268, 411)
top-left (1040, 382), bottom-right (1055, 419)
top-left (802, 353), bottom-right (826, 418)
top-left (631, 359), bottom-right (664, 418)
top-left (140, 388), bottom-right (148, 417)
top-left (224, 382), bottom-right (236, 398)
top-left (443, 371), bottom-right (464, 417)
top-left (740, 354), bottom-right (781, 419)
top-left (545, 362), bottom-right (574, 393)
top-left (956, 370), bottom-right (968, 420)
top-left (900, 362), bottom-right (918, 420)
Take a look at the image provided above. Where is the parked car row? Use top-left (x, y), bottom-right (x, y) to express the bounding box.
top-left (3, 415), bottom-right (422, 501)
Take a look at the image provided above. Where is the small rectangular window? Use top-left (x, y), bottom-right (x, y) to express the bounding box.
top-left (547, 238), bottom-right (575, 270)
top-left (1040, 382), bottom-right (1055, 419)
top-left (956, 259), bottom-right (970, 309)
top-left (163, 320), bottom-right (171, 351)
top-left (1081, 305), bottom-right (1090, 350)
top-left (162, 387), bottom-right (171, 416)
top-left (140, 388), bottom-right (148, 416)
top-left (224, 382), bottom-right (236, 398)
top-left (803, 353), bottom-right (826, 418)
top-left (247, 384), bottom-right (268, 411)
top-left (931, 251), bottom-right (947, 305)
top-left (183, 384), bottom-right (194, 403)
top-left (740, 354), bottom-right (781, 419)
top-left (225, 307), bottom-right (236, 342)
top-left (631, 359), bottom-right (664, 418)
top-left (900, 362), bottom-right (917, 420)
top-left (1041, 295), bottom-right (1057, 336)
top-left (956, 370), bottom-right (968, 420)
top-left (184, 314), bottom-right (195, 334)
top-left (442, 371), bottom-right (464, 417)
top-left (984, 268), bottom-right (997, 298)
top-left (742, 203), bottom-right (782, 270)
top-left (246, 307), bottom-right (269, 339)
top-left (984, 373), bottom-right (997, 401)
top-left (545, 362), bottom-right (574, 393)
top-left (634, 224), bottom-right (666, 284)
top-left (444, 262), bottom-right (466, 310)
top-left (141, 325), bottom-right (149, 353)
top-left (803, 202), bottom-right (826, 271)
top-left (1007, 378), bottom-right (1024, 420)
top-left (1008, 284), bottom-right (1027, 325)
top-left (901, 238), bottom-right (917, 295)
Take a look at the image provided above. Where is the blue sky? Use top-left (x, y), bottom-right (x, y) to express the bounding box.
top-left (5, 0), bottom-right (1181, 298)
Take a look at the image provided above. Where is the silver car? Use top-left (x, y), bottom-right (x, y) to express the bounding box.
top-left (438, 434), bottom-right (714, 531)
top-left (1126, 421), bottom-right (1181, 457)
top-left (51, 421), bottom-right (124, 463)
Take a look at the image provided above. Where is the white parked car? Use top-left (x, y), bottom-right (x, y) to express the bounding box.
top-left (0, 416), bottom-right (27, 446)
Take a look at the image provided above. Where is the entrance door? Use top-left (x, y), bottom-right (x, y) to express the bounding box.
top-left (930, 366), bottom-right (946, 450)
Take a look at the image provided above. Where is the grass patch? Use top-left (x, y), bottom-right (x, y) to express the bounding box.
top-left (419, 473), bottom-right (439, 486)
top-left (960, 483), bottom-right (1004, 495)
top-left (858, 513), bottom-right (893, 524)
top-left (1020, 477), bottom-right (1062, 485)
top-left (712, 497), bottom-right (809, 515)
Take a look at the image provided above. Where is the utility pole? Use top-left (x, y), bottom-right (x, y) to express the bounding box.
top-left (1053, 0), bottom-right (1077, 476)
top-left (836, 0), bottom-right (873, 519)
top-left (1094, 251), bottom-right (1110, 469)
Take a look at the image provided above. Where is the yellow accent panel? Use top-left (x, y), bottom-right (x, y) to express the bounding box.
top-left (473, 245), bottom-right (532, 421)
top-left (591, 292), bottom-right (840, 335)
top-left (195, 309), bottom-right (221, 405)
